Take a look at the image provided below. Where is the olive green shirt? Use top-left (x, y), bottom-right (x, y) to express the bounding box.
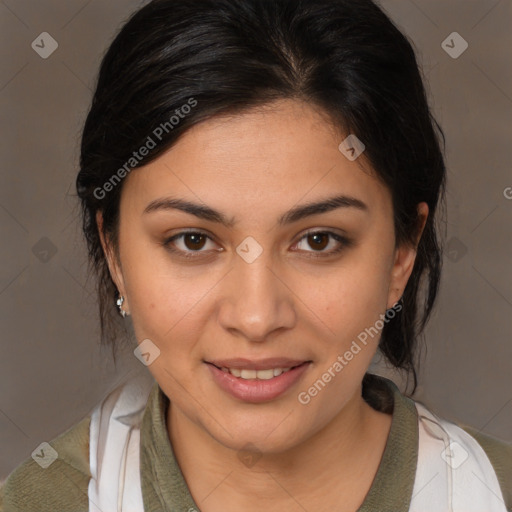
top-left (1, 375), bottom-right (511, 511)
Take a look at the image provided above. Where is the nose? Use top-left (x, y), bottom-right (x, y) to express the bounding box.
top-left (217, 250), bottom-right (296, 342)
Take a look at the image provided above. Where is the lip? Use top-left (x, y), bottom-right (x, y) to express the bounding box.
top-left (206, 357), bottom-right (308, 371)
top-left (205, 360), bottom-right (311, 403)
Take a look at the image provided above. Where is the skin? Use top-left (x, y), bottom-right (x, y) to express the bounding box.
top-left (98, 98), bottom-right (428, 512)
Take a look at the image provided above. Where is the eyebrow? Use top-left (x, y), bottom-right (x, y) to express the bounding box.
top-left (143, 194), bottom-right (368, 227)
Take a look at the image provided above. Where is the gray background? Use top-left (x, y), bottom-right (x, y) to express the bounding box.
top-left (1, 0), bottom-right (511, 479)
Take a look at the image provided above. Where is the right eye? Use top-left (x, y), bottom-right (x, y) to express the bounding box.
top-left (163, 230), bottom-right (222, 259)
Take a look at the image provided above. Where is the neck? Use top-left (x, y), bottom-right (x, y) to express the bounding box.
top-left (166, 385), bottom-right (392, 512)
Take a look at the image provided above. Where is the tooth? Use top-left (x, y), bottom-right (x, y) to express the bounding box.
top-left (256, 369), bottom-right (274, 380)
top-left (227, 367), bottom-right (296, 379)
top-left (240, 369), bottom-right (257, 379)
top-left (221, 367), bottom-right (229, 373)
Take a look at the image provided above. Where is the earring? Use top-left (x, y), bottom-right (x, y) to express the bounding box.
top-left (116, 294), bottom-right (128, 318)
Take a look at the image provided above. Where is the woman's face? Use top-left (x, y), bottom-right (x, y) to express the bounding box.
top-left (100, 99), bottom-right (426, 453)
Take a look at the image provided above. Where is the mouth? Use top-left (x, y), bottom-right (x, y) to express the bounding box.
top-left (204, 358), bottom-right (312, 403)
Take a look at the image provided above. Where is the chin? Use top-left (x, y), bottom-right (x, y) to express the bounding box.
top-left (204, 413), bottom-right (308, 455)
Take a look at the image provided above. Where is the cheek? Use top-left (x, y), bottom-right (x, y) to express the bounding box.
top-left (127, 271), bottom-right (207, 342)
top-left (297, 261), bottom-right (393, 417)
top-left (118, 230), bottom-right (200, 328)
top-left (314, 255), bottom-right (393, 337)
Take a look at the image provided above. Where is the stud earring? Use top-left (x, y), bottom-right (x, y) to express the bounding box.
top-left (116, 294), bottom-right (128, 318)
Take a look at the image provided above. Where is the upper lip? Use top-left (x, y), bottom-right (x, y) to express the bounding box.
top-left (206, 358), bottom-right (310, 370)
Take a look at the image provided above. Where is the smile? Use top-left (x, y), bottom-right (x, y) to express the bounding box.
top-left (205, 360), bottom-right (311, 402)
top-left (219, 366), bottom-right (295, 379)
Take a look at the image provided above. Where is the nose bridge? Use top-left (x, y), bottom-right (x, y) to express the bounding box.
top-left (219, 245), bottom-right (295, 340)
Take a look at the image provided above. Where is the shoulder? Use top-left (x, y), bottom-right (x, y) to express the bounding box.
top-left (415, 398), bottom-right (511, 511)
top-left (0, 415), bottom-right (91, 512)
top-left (461, 425), bottom-right (512, 511)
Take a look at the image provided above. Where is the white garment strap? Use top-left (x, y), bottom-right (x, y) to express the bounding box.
top-left (88, 370), bottom-right (154, 512)
top-left (410, 402), bottom-right (507, 512)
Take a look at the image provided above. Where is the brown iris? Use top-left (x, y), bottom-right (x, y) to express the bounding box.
top-left (307, 233), bottom-right (329, 251)
top-left (183, 233), bottom-right (207, 251)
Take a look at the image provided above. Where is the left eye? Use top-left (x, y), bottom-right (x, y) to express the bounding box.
top-left (293, 231), bottom-right (351, 256)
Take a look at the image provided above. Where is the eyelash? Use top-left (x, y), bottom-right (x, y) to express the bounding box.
top-left (162, 229), bottom-right (353, 260)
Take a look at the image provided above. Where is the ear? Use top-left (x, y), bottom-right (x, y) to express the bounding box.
top-left (387, 202), bottom-right (429, 309)
top-left (96, 211), bottom-right (130, 313)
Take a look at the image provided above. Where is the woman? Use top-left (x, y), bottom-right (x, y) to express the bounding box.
top-left (1, 0), bottom-right (510, 511)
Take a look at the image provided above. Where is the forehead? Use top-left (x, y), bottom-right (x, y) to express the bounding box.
top-left (120, 99), bottom-right (391, 221)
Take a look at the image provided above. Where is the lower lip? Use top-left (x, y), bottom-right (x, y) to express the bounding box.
top-left (206, 362), bottom-right (311, 403)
